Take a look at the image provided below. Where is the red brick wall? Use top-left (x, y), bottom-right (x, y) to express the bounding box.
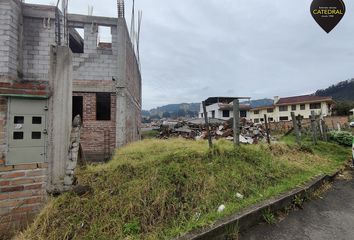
top-left (0, 163), bottom-right (47, 234)
top-left (268, 116), bottom-right (349, 133)
top-left (73, 92), bottom-right (116, 161)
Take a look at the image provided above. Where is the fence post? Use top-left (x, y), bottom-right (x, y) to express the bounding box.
top-left (233, 99), bottom-right (240, 146)
top-left (202, 101), bottom-right (212, 148)
top-left (311, 111), bottom-right (317, 144)
top-left (322, 119), bottom-right (328, 142)
top-left (291, 112), bottom-right (300, 144)
top-left (264, 114), bottom-right (271, 145)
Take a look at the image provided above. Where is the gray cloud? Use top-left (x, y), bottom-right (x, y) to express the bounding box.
top-left (26, 0), bottom-right (354, 109)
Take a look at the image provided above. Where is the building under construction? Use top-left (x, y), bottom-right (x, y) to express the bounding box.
top-left (0, 0), bottom-right (142, 231)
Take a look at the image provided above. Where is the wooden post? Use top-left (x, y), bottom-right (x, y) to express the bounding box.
top-left (233, 99), bottom-right (240, 146)
top-left (322, 120), bottom-right (328, 142)
top-left (291, 112), bottom-right (300, 144)
top-left (264, 114), bottom-right (271, 144)
top-left (296, 114), bottom-right (302, 138)
top-left (202, 101), bottom-right (212, 148)
top-left (311, 111), bottom-right (317, 144)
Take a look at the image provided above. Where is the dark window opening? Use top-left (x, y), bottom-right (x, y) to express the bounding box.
top-left (254, 110), bottom-right (260, 114)
top-left (96, 93), bottom-right (111, 121)
top-left (73, 96), bottom-right (83, 121)
top-left (32, 117), bottom-right (42, 124)
top-left (32, 132), bottom-right (41, 139)
top-left (268, 117), bottom-right (274, 122)
top-left (14, 116), bottom-right (24, 124)
top-left (280, 116), bottom-right (289, 121)
top-left (279, 106), bottom-right (288, 112)
top-left (223, 110), bottom-right (230, 118)
top-left (310, 103), bottom-right (321, 109)
top-left (13, 132), bottom-right (23, 140)
top-left (240, 110), bottom-right (247, 118)
top-left (267, 109), bottom-right (274, 113)
top-left (69, 28), bottom-right (84, 53)
top-left (300, 104), bottom-right (306, 110)
top-left (291, 105), bottom-right (296, 111)
top-left (211, 110), bottom-right (215, 118)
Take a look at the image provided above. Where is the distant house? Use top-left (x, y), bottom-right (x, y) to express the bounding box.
top-left (249, 95), bottom-right (334, 123)
top-left (199, 97), bottom-right (250, 120)
top-left (350, 108), bottom-right (354, 116)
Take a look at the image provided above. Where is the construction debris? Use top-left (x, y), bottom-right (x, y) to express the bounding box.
top-left (157, 118), bottom-right (276, 144)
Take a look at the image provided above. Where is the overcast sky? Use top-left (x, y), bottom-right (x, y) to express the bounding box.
top-left (26, 0), bottom-right (354, 109)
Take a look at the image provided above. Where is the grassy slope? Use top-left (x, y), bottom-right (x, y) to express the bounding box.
top-left (21, 138), bottom-right (350, 240)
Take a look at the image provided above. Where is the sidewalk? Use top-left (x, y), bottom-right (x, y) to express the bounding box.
top-left (241, 171), bottom-right (354, 240)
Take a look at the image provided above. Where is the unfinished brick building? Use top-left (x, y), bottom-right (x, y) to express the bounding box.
top-left (0, 0), bottom-right (142, 232)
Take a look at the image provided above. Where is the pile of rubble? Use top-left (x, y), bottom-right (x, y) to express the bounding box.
top-left (158, 118), bottom-right (273, 144)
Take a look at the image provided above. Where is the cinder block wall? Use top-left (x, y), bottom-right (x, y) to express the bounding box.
top-left (22, 13), bottom-right (56, 81)
top-left (72, 25), bottom-right (118, 81)
top-left (124, 29), bottom-right (142, 143)
top-left (0, 0), bottom-right (21, 80)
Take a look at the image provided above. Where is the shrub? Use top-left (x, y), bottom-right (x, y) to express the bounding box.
top-left (328, 131), bottom-right (353, 146)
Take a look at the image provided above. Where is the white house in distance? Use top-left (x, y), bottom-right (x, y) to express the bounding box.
top-left (200, 95), bottom-right (334, 123)
top-left (199, 97), bottom-right (251, 120)
top-left (350, 108), bottom-right (354, 116)
top-left (249, 95), bottom-right (334, 123)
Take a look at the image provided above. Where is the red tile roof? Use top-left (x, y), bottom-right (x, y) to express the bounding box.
top-left (276, 95), bottom-right (333, 105)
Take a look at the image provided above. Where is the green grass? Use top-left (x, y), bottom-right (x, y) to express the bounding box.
top-left (141, 130), bottom-right (160, 140)
top-left (20, 138), bottom-right (351, 240)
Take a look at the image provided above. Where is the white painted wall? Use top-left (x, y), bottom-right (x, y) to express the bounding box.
top-left (199, 103), bottom-right (249, 120)
top-left (249, 102), bottom-right (331, 123)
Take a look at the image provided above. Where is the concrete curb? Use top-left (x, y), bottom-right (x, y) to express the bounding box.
top-left (177, 171), bottom-right (339, 240)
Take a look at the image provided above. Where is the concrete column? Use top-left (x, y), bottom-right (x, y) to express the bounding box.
top-left (47, 46), bottom-right (73, 189)
top-left (115, 19), bottom-right (127, 148)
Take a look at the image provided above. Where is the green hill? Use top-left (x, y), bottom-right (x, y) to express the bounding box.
top-left (315, 79), bottom-right (354, 102)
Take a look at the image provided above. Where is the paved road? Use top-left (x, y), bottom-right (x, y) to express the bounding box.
top-left (241, 171), bottom-right (354, 240)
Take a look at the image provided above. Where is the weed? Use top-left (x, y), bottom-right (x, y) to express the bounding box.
top-left (311, 181), bottom-right (332, 199)
top-left (262, 209), bottom-right (276, 225)
top-left (224, 222), bottom-right (239, 240)
top-left (123, 219), bottom-right (141, 236)
top-left (293, 195), bottom-right (304, 209)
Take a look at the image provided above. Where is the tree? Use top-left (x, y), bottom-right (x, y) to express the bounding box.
top-left (332, 101), bottom-right (354, 116)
